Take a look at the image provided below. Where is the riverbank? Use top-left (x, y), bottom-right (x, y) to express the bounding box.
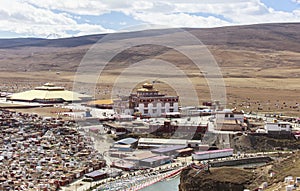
top-left (84, 162), bottom-right (186, 191)
top-left (179, 151), bottom-right (300, 191)
top-left (210, 156), bottom-right (272, 167)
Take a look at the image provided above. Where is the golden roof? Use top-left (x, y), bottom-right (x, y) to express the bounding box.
top-left (137, 88), bottom-right (150, 92)
top-left (137, 83), bottom-right (158, 92)
top-left (87, 99), bottom-right (113, 105)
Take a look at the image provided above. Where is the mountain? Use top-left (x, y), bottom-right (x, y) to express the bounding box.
top-left (188, 23), bottom-right (300, 52)
top-left (0, 34), bottom-right (105, 49)
top-left (1, 23), bottom-right (299, 50)
top-left (0, 23), bottom-right (299, 73)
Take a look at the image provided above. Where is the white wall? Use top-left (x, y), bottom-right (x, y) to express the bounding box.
top-left (216, 111), bottom-right (244, 123)
top-left (265, 122), bottom-right (291, 132)
top-left (174, 102), bottom-right (179, 112)
top-left (138, 103), bottom-right (144, 115)
top-left (165, 103), bottom-right (170, 113)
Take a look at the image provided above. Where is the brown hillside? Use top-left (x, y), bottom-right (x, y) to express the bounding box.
top-left (0, 23), bottom-right (299, 116)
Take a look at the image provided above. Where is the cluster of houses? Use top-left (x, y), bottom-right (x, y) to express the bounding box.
top-left (4, 82), bottom-right (297, 139)
top-left (106, 137), bottom-right (208, 171)
top-left (1, 82), bottom-right (299, 190)
top-left (103, 107), bottom-right (298, 140)
top-left (103, 119), bottom-right (208, 138)
top-left (0, 109), bottom-right (105, 191)
top-left (101, 84), bottom-right (297, 138)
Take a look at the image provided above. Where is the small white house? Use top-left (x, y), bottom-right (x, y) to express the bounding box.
top-left (256, 128), bottom-right (267, 134)
top-left (215, 109), bottom-right (245, 123)
top-left (264, 121), bottom-right (292, 134)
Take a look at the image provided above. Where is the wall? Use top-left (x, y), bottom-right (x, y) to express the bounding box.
top-left (210, 156), bottom-right (272, 167)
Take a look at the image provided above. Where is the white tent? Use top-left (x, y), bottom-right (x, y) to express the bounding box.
top-left (8, 83), bottom-right (92, 103)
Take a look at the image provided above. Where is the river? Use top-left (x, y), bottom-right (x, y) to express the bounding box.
top-left (141, 176), bottom-right (180, 191)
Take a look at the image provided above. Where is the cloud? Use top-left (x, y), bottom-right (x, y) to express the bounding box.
top-left (23, 0), bottom-right (121, 15)
top-left (128, 0), bottom-right (300, 29)
top-left (0, 0), bottom-right (299, 38)
top-left (0, 0), bottom-right (113, 38)
top-left (131, 12), bottom-right (231, 28)
top-left (293, 0), bottom-right (300, 4)
top-left (172, 0), bottom-right (268, 15)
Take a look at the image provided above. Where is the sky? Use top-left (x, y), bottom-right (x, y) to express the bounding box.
top-left (0, 0), bottom-right (299, 39)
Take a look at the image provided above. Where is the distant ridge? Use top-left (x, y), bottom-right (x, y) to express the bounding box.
top-left (0, 23), bottom-right (299, 51)
top-left (0, 34), bottom-right (105, 48)
top-left (186, 22), bottom-right (300, 52)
